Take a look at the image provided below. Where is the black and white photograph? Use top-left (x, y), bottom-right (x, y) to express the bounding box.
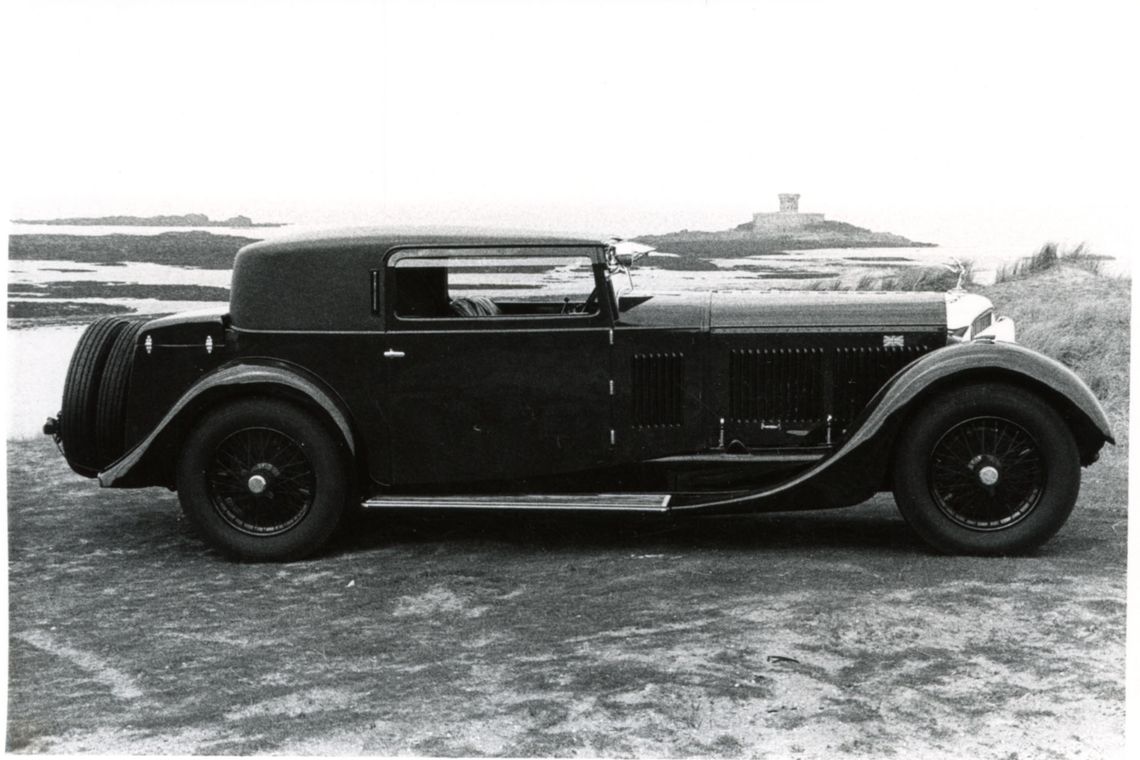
top-left (3, 0), bottom-right (1134, 755)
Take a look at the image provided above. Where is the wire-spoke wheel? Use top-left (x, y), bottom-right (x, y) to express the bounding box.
top-left (893, 383), bottom-right (1080, 555)
top-left (929, 416), bottom-right (1044, 530)
top-left (207, 427), bottom-right (316, 536)
top-left (178, 398), bottom-right (350, 561)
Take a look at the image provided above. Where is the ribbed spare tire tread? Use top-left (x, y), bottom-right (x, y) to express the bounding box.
top-left (60, 317), bottom-right (129, 476)
top-left (95, 319), bottom-right (147, 464)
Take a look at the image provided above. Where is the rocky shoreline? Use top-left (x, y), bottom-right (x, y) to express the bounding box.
top-left (7, 224), bottom-right (936, 323)
top-left (13, 212), bottom-right (283, 227)
top-left (8, 231), bottom-right (259, 269)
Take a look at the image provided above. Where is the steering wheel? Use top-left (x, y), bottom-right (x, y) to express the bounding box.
top-left (577, 287), bottom-right (600, 314)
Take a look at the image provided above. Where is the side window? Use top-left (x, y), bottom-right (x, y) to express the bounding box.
top-left (389, 248), bottom-right (602, 320)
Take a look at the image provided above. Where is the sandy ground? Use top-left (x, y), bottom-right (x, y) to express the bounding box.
top-left (5, 436), bottom-right (1127, 757)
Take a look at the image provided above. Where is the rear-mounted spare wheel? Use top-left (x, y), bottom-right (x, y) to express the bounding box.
top-left (59, 316), bottom-right (131, 476)
top-left (95, 318), bottom-right (148, 464)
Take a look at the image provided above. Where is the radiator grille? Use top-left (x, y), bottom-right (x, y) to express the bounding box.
top-left (631, 352), bottom-right (685, 427)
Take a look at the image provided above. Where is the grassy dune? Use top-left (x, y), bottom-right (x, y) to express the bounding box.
top-left (981, 266), bottom-right (1130, 432)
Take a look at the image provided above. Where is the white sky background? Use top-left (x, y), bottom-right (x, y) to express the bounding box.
top-left (4, 0), bottom-right (1140, 258)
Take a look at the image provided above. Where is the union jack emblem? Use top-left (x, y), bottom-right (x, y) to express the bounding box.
top-left (883, 335), bottom-right (905, 348)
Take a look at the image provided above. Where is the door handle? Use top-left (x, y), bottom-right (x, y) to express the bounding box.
top-left (384, 349), bottom-right (406, 359)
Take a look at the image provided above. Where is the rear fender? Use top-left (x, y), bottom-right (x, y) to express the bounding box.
top-left (98, 362), bottom-right (356, 488)
top-left (673, 341), bottom-right (1113, 514)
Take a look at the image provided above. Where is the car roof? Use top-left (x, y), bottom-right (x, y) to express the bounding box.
top-left (240, 226), bottom-right (606, 256)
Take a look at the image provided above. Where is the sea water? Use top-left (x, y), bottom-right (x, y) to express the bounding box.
top-left (6, 227), bottom-right (1125, 439)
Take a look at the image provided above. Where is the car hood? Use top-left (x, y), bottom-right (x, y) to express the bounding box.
top-left (712, 291), bottom-right (947, 329)
top-left (617, 291), bottom-right (947, 330)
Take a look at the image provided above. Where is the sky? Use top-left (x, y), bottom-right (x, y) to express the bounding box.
top-left (4, 0), bottom-right (1140, 261)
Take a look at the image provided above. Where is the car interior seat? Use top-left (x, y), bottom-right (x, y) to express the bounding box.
top-left (450, 295), bottom-right (501, 317)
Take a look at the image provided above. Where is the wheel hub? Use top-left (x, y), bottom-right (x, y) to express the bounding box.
top-left (977, 465), bottom-right (1000, 486)
top-left (247, 474), bottom-right (268, 494)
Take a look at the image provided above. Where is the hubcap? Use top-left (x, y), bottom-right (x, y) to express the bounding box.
top-left (206, 427), bottom-right (315, 536)
top-left (247, 474), bottom-right (268, 494)
top-left (928, 416), bottom-right (1044, 531)
top-left (977, 465), bottom-right (1000, 486)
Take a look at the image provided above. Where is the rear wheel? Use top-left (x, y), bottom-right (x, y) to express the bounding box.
top-left (177, 398), bottom-right (351, 561)
top-left (892, 383), bottom-right (1080, 555)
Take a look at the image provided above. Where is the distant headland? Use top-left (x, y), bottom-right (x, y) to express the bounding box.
top-left (635, 193), bottom-right (935, 266)
top-left (11, 213), bottom-right (285, 228)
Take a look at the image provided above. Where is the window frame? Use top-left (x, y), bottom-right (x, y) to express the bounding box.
top-left (383, 244), bottom-right (614, 331)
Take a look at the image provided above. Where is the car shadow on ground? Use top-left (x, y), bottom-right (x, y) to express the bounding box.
top-left (324, 500), bottom-right (926, 558)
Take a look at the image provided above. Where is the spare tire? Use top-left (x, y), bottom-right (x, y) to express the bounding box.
top-left (60, 317), bottom-right (129, 476)
top-left (95, 318), bottom-right (147, 465)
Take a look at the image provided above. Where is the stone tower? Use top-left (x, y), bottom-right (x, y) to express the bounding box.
top-left (752, 193), bottom-right (825, 231)
top-left (778, 193), bottom-right (800, 213)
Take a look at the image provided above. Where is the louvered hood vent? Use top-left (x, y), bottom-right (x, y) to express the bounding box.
top-left (831, 345), bottom-right (928, 422)
top-left (730, 348), bottom-right (827, 423)
top-left (631, 352), bottom-right (685, 427)
top-left (729, 345), bottom-right (930, 427)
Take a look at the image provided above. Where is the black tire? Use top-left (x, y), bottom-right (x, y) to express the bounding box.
top-left (892, 383), bottom-right (1080, 555)
top-left (94, 319), bottom-right (147, 463)
top-left (60, 317), bottom-right (130, 476)
top-left (176, 398), bottom-right (351, 561)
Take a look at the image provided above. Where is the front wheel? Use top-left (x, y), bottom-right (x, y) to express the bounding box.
top-left (892, 383), bottom-right (1080, 555)
top-left (177, 398), bottom-right (351, 561)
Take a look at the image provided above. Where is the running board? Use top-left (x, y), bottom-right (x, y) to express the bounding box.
top-left (362, 493), bottom-right (672, 512)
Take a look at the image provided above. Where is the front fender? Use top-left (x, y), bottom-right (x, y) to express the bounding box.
top-left (98, 363), bottom-right (356, 487)
top-left (673, 341), bottom-right (1113, 514)
top-left (849, 340), bottom-right (1113, 453)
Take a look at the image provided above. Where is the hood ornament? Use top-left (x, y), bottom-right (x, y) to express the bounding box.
top-left (605, 238), bottom-right (657, 268)
top-left (942, 257), bottom-right (968, 292)
top-left (604, 237), bottom-right (681, 292)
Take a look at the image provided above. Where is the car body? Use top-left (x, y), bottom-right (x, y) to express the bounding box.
top-left (47, 228), bottom-right (1114, 560)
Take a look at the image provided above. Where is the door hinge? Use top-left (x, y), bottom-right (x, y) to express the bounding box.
top-left (610, 428), bottom-right (616, 446)
top-left (609, 379), bottom-right (615, 396)
top-left (608, 329), bottom-right (614, 346)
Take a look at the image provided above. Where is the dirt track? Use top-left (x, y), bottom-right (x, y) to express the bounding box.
top-left (6, 437), bottom-right (1126, 757)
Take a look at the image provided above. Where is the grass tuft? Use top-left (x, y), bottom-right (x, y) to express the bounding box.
top-left (806, 261), bottom-right (973, 292)
top-left (994, 242), bottom-right (1110, 282)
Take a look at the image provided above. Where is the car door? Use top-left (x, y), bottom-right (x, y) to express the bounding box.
top-left (381, 246), bottom-right (614, 486)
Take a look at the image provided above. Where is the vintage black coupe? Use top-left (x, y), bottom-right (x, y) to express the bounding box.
top-left (46, 229), bottom-right (1114, 560)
